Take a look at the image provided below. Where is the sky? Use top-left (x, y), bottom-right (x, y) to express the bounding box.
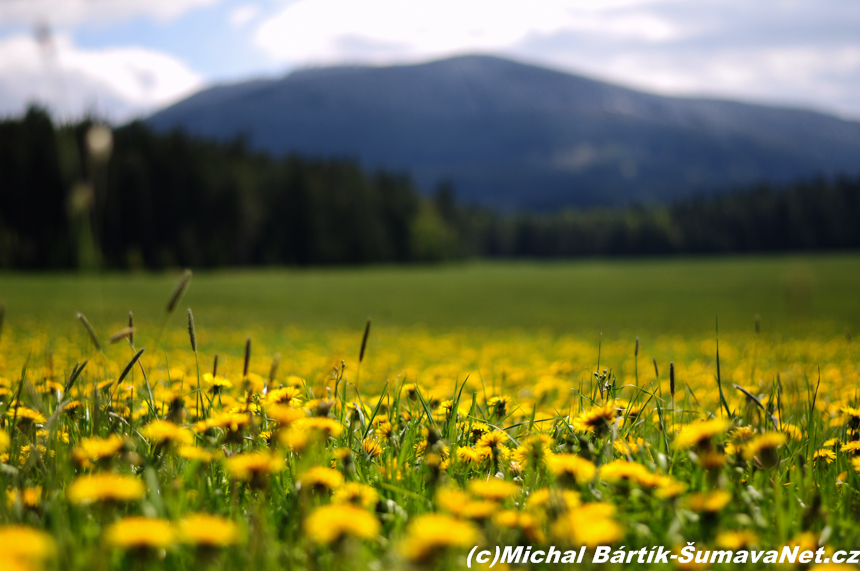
top-left (1, 0), bottom-right (859, 122)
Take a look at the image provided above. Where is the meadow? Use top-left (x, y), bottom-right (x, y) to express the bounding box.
top-left (1, 254), bottom-right (859, 570)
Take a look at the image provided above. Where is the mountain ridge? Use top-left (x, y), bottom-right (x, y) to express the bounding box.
top-left (147, 54), bottom-right (860, 209)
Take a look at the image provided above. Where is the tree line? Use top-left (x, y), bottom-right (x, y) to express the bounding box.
top-left (1, 107), bottom-right (858, 270)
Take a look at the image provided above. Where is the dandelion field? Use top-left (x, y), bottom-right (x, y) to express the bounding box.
top-left (1, 257), bottom-right (860, 570)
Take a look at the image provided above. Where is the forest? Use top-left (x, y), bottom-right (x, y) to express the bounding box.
top-left (1, 107), bottom-right (859, 269)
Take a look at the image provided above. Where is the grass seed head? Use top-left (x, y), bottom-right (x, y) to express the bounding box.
top-left (359, 318), bottom-right (371, 363)
top-left (187, 308), bottom-right (197, 352)
top-left (108, 327), bottom-right (134, 345)
top-left (269, 353), bottom-right (280, 386)
top-left (166, 269), bottom-right (192, 314)
top-left (76, 312), bottom-right (101, 351)
top-left (243, 338), bottom-right (251, 378)
top-left (670, 361), bottom-right (675, 399)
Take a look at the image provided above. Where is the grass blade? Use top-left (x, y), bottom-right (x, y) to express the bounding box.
top-left (77, 312), bottom-right (101, 351)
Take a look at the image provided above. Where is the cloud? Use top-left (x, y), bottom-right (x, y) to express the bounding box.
top-left (0, 33), bottom-right (204, 120)
top-left (254, 0), bottom-right (683, 64)
top-left (229, 4), bottom-right (261, 28)
top-left (0, 0), bottom-right (218, 28)
top-left (251, 0), bottom-right (860, 117)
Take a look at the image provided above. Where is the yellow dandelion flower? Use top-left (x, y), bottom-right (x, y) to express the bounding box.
top-left (716, 530), bottom-right (759, 550)
top-left (266, 404), bottom-right (306, 426)
top-left (842, 406), bottom-right (860, 420)
top-left (292, 417), bottom-right (344, 438)
top-left (461, 500), bottom-right (499, 521)
top-left (8, 406), bottom-right (46, 426)
top-left (95, 379), bottom-right (114, 392)
top-left (304, 504), bottom-right (380, 546)
top-left (373, 419), bottom-right (392, 439)
top-left (551, 503), bottom-right (623, 548)
top-left (266, 387), bottom-right (303, 406)
top-left (743, 432), bottom-right (787, 467)
top-left (525, 487), bottom-right (581, 512)
top-left (571, 403), bottom-right (616, 434)
top-left (850, 457), bottom-right (860, 473)
top-left (468, 478), bottom-right (519, 501)
top-left (784, 531), bottom-right (818, 553)
top-left (487, 395), bottom-right (513, 417)
top-left (654, 479), bottom-right (687, 499)
top-left (814, 449), bottom-right (837, 464)
top-left (333, 482), bottom-right (378, 509)
top-left (436, 487), bottom-right (471, 515)
top-left (433, 399), bottom-right (456, 421)
top-left (178, 446), bottom-right (218, 463)
top-left (66, 473), bottom-right (145, 505)
top-left (511, 434), bottom-right (554, 468)
top-left (456, 447), bottom-right (483, 465)
top-left (141, 420), bottom-right (194, 445)
top-left (476, 430), bottom-right (508, 450)
top-left (822, 438), bottom-right (840, 448)
top-left (6, 486), bottom-right (41, 509)
top-left (224, 452), bottom-right (284, 481)
top-left (840, 441), bottom-right (860, 455)
top-left (62, 400), bottom-right (83, 416)
top-left (599, 459), bottom-right (652, 484)
top-left (204, 412), bottom-right (252, 433)
top-left (71, 434), bottom-right (126, 467)
top-left (781, 423), bottom-right (803, 441)
top-left (458, 421), bottom-right (490, 444)
top-left (686, 490), bottom-right (732, 512)
top-left (298, 466), bottom-right (344, 492)
top-left (730, 426), bottom-right (755, 442)
top-left (614, 437), bottom-right (647, 456)
top-left (0, 429), bottom-right (9, 453)
top-left (672, 418), bottom-right (730, 450)
top-left (178, 514), bottom-right (241, 547)
top-left (0, 525), bottom-right (55, 565)
top-left (106, 517), bottom-right (174, 550)
top-left (17, 444), bottom-right (50, 465)
top-left (279, 427), bottom-right (309, 452)
top-left (361, 437), bottom-right (384, 458)
top-left (493, 510), bottom-right (545, 543)
top-left (546, 454), bottom-right (597, 485)
top-left (399, 514), bottom-right (480, 563)
top-left (203, 373), bottom-right (233, 393)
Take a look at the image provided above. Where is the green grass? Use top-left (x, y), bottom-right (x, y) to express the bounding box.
top-left (1, 253), bottom-right (858, 337)
top-left (3, 253), bottom-right (860, 570)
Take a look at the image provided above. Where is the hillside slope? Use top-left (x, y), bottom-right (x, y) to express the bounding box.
top-left (147, 55), bottom-right (860, 209)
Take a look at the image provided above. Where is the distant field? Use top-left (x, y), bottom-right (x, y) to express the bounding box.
top-left (1, 254), bottom-right (858, 339)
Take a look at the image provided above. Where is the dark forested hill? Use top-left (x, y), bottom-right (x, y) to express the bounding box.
top-left (147, 55), bottom-right (860, 210)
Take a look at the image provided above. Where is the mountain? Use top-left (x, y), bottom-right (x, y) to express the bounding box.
top-left (147, 55), bottom-right (860, 210)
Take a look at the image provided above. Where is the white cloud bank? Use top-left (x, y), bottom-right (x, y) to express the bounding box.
top-left (0, 34), bottom-right (204, 121)
top-left (230, 4), bottom-right (261, 28)
top-left (252, 0), bottom-right (860, 118)
top-left (0, 0), bottom-right (218, 27)
top-left (255, 0), bottom-right (683, 63)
